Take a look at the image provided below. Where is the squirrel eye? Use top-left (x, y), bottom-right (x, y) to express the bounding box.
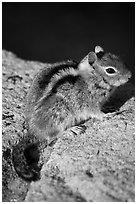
top-left (105, 67), bottom-right (117, 75)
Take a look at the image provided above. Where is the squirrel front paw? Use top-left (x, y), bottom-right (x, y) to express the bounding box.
top-left (70, 125), bottom-right (87, 135)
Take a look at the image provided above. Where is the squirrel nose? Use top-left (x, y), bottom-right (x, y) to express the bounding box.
top-left (126, 70), bottom-right (132, 80)
top-left (122, 71), bottom-right (132, 84)
top-left (128, 71), bottom-right (132, 79)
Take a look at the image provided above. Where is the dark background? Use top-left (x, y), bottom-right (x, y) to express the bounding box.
top-left (2, 2), bottom-right (135, 74)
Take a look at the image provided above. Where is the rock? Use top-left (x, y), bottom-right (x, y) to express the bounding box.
top-left (2, 50), bottom-right (135, 202)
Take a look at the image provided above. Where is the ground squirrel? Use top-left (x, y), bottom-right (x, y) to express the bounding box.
top-left (12, 46), bottom-right (131, 181)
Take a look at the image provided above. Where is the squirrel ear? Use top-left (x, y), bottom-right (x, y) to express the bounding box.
top-left (95, 46), bottom-right (104, 54)
top-left (95, 46), bottom-right (104, 59)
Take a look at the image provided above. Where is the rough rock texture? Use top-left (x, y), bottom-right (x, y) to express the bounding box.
top-left (2, 50), bottom-right (135, 202)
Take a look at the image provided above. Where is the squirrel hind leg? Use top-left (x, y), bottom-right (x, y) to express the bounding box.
top-left (14, 164), bottom-right (40, 181)
top-left (12, 147), bottom-right (40, 181)
top-left (12, 136), bottom-right (46, 181)
top-left (24, 143), bottom-right (39, 164)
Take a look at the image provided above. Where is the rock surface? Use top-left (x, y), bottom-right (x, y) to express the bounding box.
top-left (2, 50), bottom-right (135, 202)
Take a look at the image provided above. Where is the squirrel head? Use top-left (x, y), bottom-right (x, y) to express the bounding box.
top-left (79, 46), bottom-right (132, 87)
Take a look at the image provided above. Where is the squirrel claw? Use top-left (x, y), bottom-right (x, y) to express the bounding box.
top-left (70, 125), bottom-right (86, 135)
